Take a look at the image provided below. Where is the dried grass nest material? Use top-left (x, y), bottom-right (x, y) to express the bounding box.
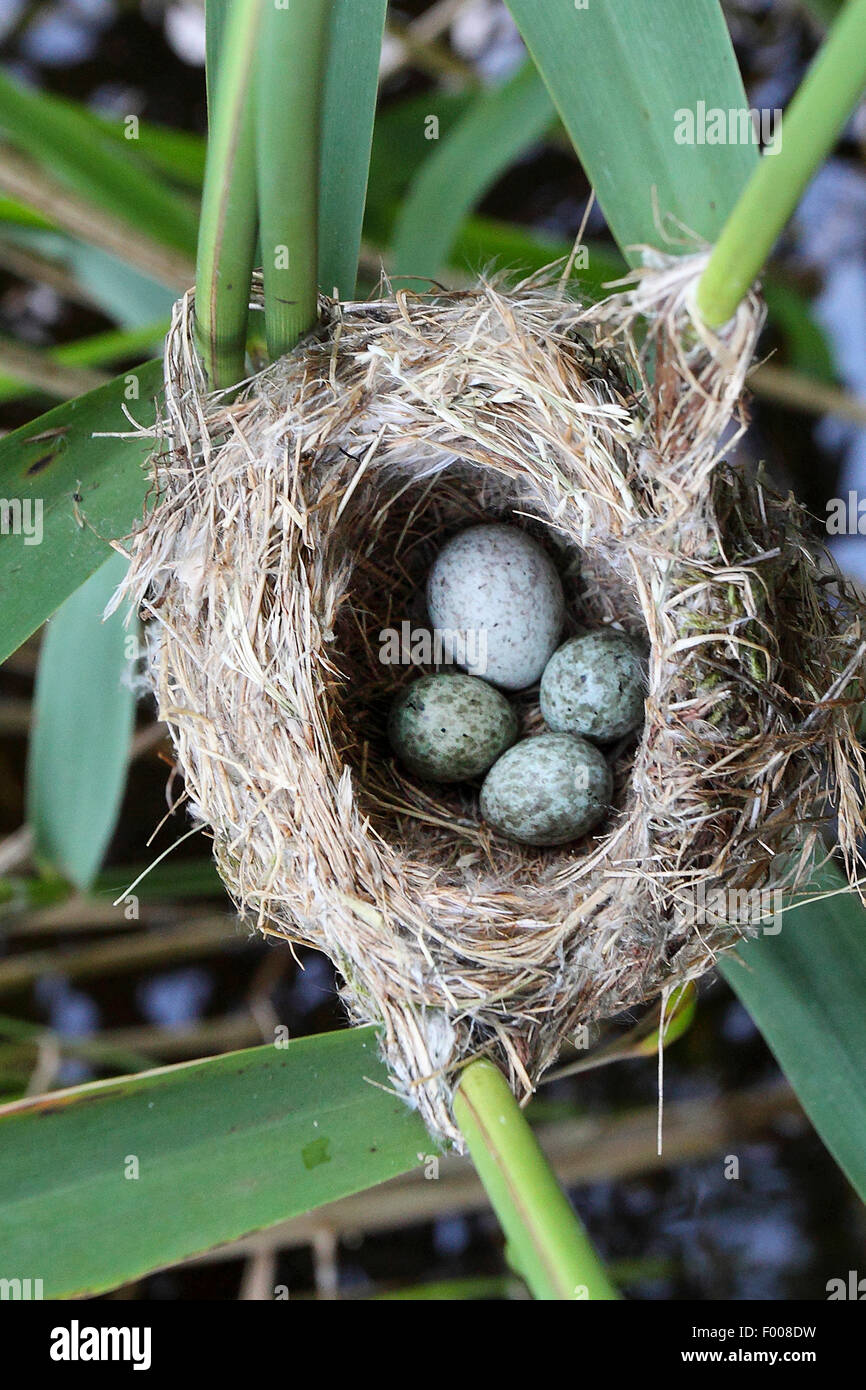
top-left (118, 256), bottom-right (866, 1146)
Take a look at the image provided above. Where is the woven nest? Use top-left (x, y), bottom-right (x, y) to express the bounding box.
top-left (117, 256), bottom-right (866, 1145)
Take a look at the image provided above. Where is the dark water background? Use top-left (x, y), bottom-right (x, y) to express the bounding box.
top-left (0, 0), bottom-right (864, 1299)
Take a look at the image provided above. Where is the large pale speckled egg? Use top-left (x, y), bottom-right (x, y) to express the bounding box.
top-left (426, 523), bottom-right (565, 691)
top-left (480, 733), bottom-right (612, 847)
top-left (388, 673), bottom-right (518, 783)
top-left (540, 629), bottom-right (646, 742)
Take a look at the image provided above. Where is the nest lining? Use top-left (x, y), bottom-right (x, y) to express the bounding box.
top-left (117, 261), bottom-right (866, 1145)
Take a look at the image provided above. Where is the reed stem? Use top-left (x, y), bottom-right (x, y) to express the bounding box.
top-left (453, 1059), bottom-right (619, 1301)
top-left (256, 0), bottom-right (332, 359)
top-left (195, 0), bottom-right (262, 388)
top-left (696, 0), bottom-right (866, 327)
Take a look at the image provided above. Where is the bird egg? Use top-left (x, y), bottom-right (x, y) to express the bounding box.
top-left (540, 629), bottom-right (646, 742)
top-left (388, 673), bottom-right (518, 783)
top-left (480, 733), bottom-right (612, 847)
top-left (426, 523), bottom-right (565, 690)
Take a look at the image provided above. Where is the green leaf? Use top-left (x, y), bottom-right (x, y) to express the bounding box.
top-left (63, 243), bottom-right (178, 329)
top-left (375, 1275), bottom-right (515, 1300)
top-left (503, 0), bottom-right (758, 258)
top-left (0, 319), bottom-right (165, 407)
top-left (800, 0), bottom-right (844, 24)
top-left (452, 217), bottom-right (624, 295)
top-left (1, 226), bottom-right (179, 329)
top-left (0, 359), bottom-right (161, 665)
top-left (721, 863), bottom-right (866, 1202)
top-left (392, 61), bottom-right (555, 281)
top-left (13, 90), bottom-right (206, 192)
top-left (94, 857), bottom-right (226, 902)
top-left (319, 0), bottom-right (388, 298)
top-left (365, 89), bottom-right (476, 244)
top-left (114, 122), bottom-right (205, 191)
top-left (763, 277), bottom-right (837, 382)
top-left (0, 1026), bottom-right (427, 1297)
top-left (0, 71), bottom-right (198, 256)
top-left (0, 857), bottom-right (225, 919)
top-left (633, 982), bottom-right (696, 1057)
top-left (0, 198), bottom-right (51, 229)
top-left (26, 552), bottom-right (136, 891)
top-left (0, 71), bottom-right (206, 191)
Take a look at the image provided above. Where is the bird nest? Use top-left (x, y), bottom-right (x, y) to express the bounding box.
top-left (117, 257), bottom-right (866, 1145)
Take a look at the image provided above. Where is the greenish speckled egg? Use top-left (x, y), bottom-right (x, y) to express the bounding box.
top-left (540, 629), bottom-right (646, 742)
top-left (388, 673), bottom-right (518, 783)
top-left (426, 523), bottom-right (565, 690)
top-left (480, 733), bottom-right (612, 847)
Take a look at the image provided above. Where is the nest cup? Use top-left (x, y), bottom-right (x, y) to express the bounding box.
top-left (120, 263), bottom-right (866, 1146)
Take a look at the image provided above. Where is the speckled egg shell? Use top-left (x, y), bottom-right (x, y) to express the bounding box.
top-left (426, 523), bottom-right (565, 690)
top-left (540, 629), bottom-right (646, 742)
top-left (480, 733), bottom-right (613, 847)
top-left (388, 673), bottom-right (518, 784)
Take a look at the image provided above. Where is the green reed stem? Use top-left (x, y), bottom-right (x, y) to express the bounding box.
top-left (453, 1059), bottom-right (619, 1301)
top-left (256, 0), bottom-right (331, 360)
top-left (204, 0), bottom-right (231, 118)
top-left (696, 0), bottom-right (866, 328)
top-left (195, 0), bottom-right (262, 389)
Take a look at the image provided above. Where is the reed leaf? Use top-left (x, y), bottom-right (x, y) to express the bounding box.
top-left (319, 0), bottom-right (388, 298)
top-left (721, 863), bottom-right (866, 1203)
top-left (503, 0), bottom-right (757, 258)
top-left (392, 61), bottom-right (555, 282)
top-left (26, 553), bottom-right (135, 891)
top-left (0, 361), bottom-right (161, 664)
top-left (0, 71), bottom-right (198, 256)
top-left (0, 1026), bottom-right (426, 1297)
